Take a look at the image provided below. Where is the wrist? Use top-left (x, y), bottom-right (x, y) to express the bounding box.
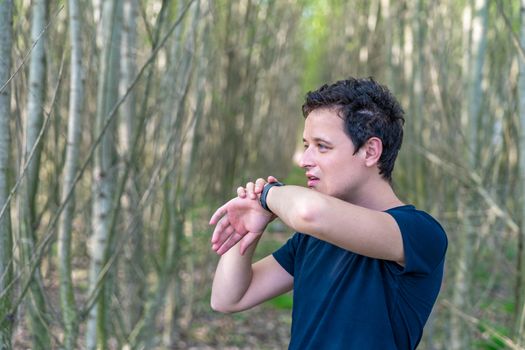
top-left (259, 182), bottom-right (284, 214)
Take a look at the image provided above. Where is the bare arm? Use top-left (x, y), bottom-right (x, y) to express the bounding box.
top-left (217, 177), bottom-right (404, 264)
top-left (209, 177), bottom-right (403, 313)
top-left (211, 241), bottom-right (293, 313)
top-left (209, 196), bottom-right (293, 313)
top-left (266, 185), bottom-right (404, 264)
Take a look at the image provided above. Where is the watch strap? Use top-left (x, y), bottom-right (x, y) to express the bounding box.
top-left (259, 181), bottom-right (284, 214)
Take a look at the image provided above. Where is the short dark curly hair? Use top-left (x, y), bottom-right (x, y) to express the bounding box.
top-left (302, 77), bottom-right (405, 182)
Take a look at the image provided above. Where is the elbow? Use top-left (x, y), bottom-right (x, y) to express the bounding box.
top-left (210, 301), bottom-right (227, 314)
top-left (292, 198), bottom-right (324, 233)
top-left (210, 295), bottom-right (226, 313)
top-left (210, 296), bottom-right (237, 314)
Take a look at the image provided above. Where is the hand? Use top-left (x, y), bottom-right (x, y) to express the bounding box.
top-left (209, 196), bottom-right (274, 255)
top-left (237, 176), bottom-right (279, 200)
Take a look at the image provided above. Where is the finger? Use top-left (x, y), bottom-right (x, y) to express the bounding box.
top-left (211, 217), bottom-right (234, 246)
top-left (209, 203), bottom-right (227, 225)
top-left (217, 231), bottom-right (244, 255)
top-left (245, 182), bottom-right (256, 199)
top-left (254, 178), bottom-right (266, 194)
top-left (239, 232), bottom-right (260, 255)
top-left (212, 224), bottom-right (235, 251)
top-left (267, 175), bottom-right (279, 183)
top-left (211, 216), bottom-right (232, 244)
top-left (237, 186), bottom-right (247, 198)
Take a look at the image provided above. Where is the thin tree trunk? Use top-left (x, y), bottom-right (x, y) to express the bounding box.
top-left (118, 0), bottom-right (143, 336)
top-left (381, 0), bottom-right (393, 88)
top-left (133, 3), bottom-right (197, 346)
top-left (163, 3), bottom-right (202, 346)
top-left (0, 1), bottom-right (14, 348)
top-left (412, 0), bottom-right (426, 207)
top-left (451, 0), bottom-right (488, 349)
top-left (220, 1), bottom-right (242, 195)
top-left (19, 0), bottom-right (50, 348)
top-left (467, 0), bottom-right (488, 164)
top-left (364, 0), bottom-right (380, 66)
top-left (402, 1), bottom-right (414, 109)
top-left (129, 193), bottom-right (180, 349)
top-left (57, 0), bottom-right (83, 347)
top-left (86, 0), bottom-right (121, 348)
top-left (515, 0), bottom-right (525, 345)
top-left (450, 3), bottom-right (472, 350)
top-left (451, 188), bottom-right (471, 350)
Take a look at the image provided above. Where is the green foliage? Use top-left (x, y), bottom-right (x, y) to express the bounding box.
top-left (502, 300), bottom-right (515, 315)
top-left (254, 235), bottom-right (285, 259)
top-left (267, 293), bottom-right (293, 310)
top-left (474, 322), bottom-right (511, 350)
top-left (299, 0), bottom-right (331, 91)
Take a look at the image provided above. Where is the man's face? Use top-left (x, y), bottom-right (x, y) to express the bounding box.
top-left (300, 108), bottom-right (367, 202)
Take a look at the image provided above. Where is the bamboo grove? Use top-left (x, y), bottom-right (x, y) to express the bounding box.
top-left (0, 0), bottom-right (525, 349)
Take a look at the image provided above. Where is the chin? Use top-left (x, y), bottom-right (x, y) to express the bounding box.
top-left (317, 188), bottom-right (331, 195)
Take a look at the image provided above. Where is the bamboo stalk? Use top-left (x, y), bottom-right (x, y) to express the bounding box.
top-left (0, 0), bottom-right (13, 348)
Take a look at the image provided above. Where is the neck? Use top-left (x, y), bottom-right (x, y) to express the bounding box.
top-left (347, 177), bottom-right (404, 211)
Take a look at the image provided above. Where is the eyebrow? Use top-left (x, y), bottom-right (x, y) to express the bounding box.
top-left (303, 137), bottom-right (333, 146)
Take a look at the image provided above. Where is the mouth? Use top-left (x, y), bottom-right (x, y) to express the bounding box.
top-left (306, 175), bottom-right (320, 187)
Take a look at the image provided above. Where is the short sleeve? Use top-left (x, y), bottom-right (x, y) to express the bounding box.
top-left (272, 233), bottom-right (301, 276)
top-left (387, 207), bottom-right (448, 276)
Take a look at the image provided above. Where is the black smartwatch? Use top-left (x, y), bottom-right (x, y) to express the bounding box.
top-left (259, 182), bottom-right (285, 214)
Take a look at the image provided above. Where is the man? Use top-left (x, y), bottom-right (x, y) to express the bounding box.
top-left (209, 77), bottom-right (447, 349)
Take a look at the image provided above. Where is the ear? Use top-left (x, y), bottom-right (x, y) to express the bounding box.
top-left (362, 137), bottom-right (383, 168)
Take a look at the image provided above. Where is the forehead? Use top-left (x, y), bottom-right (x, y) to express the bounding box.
top-left (303, 108), bottom-right (348, 140)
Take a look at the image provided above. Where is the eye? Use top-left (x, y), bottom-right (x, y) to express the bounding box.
top-left (318, 143), bottom-right (328, 151)
top-left (303, 143), bottom-right (309, 149)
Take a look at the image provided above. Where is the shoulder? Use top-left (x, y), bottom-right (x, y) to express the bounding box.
top-left (386, 205), bottom-right (448, 274)
top-left (387, 205), bottom-right (447, 240)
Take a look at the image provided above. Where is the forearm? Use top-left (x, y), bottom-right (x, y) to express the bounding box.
top-left (210, 237), bottom-right (260, 313)
top-left (264, 184), bottom-right (404, 262)
top-left (265, 185), bottom-right (323, 234)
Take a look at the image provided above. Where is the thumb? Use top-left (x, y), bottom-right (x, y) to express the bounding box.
top-left (239, 232), bottom-right (259, 255)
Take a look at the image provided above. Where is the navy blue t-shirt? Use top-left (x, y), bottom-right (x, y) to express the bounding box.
top-left (272, 205), bottom-right (447, 350)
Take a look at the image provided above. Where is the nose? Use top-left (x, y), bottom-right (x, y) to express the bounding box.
top-left (299, 147), bottom-right (314, 168)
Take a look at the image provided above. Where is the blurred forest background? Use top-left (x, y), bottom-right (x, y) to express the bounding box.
top-left (1, 0), bottom-right (525, 349)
